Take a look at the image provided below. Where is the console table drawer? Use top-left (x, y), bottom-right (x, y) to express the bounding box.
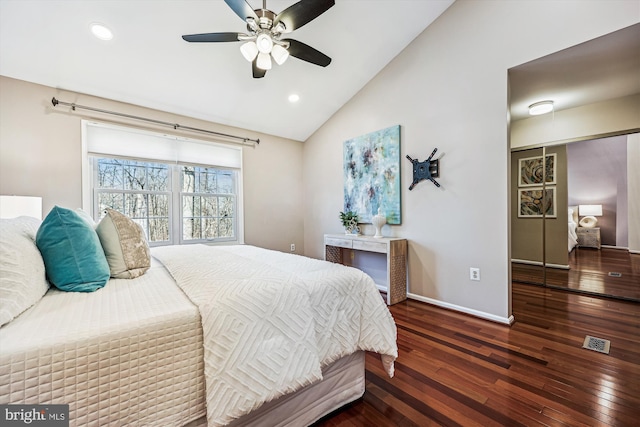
top-left (353, 240), bottom-right (387, 253)
top-left (325, 237), bottom-right (353, 249)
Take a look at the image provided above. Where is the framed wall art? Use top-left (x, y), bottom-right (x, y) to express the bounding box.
top-left (518, 153), bottom-right (556, 187)
top-left (343, 125), bottom-right (401, 224)
top-left (518, 187), bottom-right (556, 218)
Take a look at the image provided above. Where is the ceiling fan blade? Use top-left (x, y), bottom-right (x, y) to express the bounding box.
top-left (274, 0), bottom-right (335, 33)
top-left (284, 39), bottom-right (331, 67)
top-left (182, 32), bottom-right (241, 42)
top-left (252, 60), bottom-right (266, 78)
top-left (225, 0), bottom-right (259, 22)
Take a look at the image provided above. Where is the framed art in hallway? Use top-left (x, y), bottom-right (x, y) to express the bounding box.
top-left (518, 187), bottom-right (556, 218)
top-left (518, 153), bottom-right (556, 187)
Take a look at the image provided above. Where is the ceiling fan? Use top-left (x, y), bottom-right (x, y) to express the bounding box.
top-left (182, 0), bottom-right (335, 78)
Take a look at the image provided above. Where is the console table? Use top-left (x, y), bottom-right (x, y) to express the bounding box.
top-left (324, 234), bottom-right (408, 305)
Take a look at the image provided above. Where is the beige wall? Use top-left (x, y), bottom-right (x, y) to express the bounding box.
top-left (511, 94), bottom-right (640, 149)
top-left (302, 0), bottom-right (638, 321)
top-left (0, 76), bottom-right (305, 254)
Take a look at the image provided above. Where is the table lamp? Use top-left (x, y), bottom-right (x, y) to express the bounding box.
top-left (578, 204), bottom-right (602, 228)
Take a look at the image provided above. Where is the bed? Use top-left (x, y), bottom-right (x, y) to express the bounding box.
top-left (568, 206), bottom-right (579, 252)
top-left (0, 212), bottom-right (397, 427)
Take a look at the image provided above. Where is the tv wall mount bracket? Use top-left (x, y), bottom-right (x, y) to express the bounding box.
top-left (407, 148), bottom-right (440, 190)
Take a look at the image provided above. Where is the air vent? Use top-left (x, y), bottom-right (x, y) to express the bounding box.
top-left (608, 272), bottom-right (622, 277)
top-left (582, 335), bottom-right (610, 354)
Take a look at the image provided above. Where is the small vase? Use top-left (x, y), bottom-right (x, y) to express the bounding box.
top-left (372, 208), bottom-right (386, 238)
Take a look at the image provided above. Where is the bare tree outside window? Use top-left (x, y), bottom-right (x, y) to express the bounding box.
top-left (94, 158), bottom-right (236, 245)
top-left (181, 166), bottom-right (235, 241)
top-left (97, 158), bottom-right (170, 243)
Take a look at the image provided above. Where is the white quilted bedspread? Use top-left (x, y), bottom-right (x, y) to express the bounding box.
top-left (151, 244), bottom-right (397, 427)
top-left (0, 259), bottom-right (205, 427)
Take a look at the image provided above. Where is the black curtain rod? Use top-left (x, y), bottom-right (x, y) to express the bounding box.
top-left (51, 97), bottom-right (260, 145)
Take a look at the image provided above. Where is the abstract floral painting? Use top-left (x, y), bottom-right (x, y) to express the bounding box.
top-left (519, 154), bottom-right (556, 187)
top-left (343, 125), bottom-right (401, 224)
top-left (518, 187), bottom-right (556, 218)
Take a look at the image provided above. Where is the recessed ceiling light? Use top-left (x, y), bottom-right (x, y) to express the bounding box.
top-left (288, 94), bottom-right (300, 103)
top-left (528, 100), bottom-right (554, 115)
top-left (90, 23), bottom-right (113, 41)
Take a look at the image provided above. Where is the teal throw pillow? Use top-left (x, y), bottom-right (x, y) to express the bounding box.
top-left (36, 206), bottom-right (110, 292)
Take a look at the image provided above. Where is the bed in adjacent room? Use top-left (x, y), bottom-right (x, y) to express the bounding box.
top-left (0, 211), bottom-right (397, 427)
top-left (568, 206), bottom-right (579, 252)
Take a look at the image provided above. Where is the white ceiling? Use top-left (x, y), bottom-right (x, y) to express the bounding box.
top-left (509, 23), bottom-right (640, 121)
top-left (0, 0), bottom-right (455, 141)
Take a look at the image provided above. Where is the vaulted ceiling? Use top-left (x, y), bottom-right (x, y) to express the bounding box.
top-left (2, 2), bottom-right (637, 141)
top-left (0, 0), bottom-right (454, 141)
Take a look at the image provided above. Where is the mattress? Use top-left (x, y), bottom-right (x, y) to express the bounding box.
top-left (0, 258), bottom-right (206, 427)
top-left (227, 351), bottom-right (365, 427)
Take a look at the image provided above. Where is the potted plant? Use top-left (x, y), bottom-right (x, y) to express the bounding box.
top-left (339, 210), bottom-right (360, 235)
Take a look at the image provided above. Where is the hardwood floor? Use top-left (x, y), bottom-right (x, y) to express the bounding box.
top-left (512, 248), bottom-right (640, 301)
top-left (313, 283), bottom-right (640, 426)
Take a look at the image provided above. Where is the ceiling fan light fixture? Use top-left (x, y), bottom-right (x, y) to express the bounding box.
top-left (271, 44), bottom-right (289, 65)
top-left (240, 41), bottom-right (259, 62)
top-left (256, 33), bottom-right (273, 54)
top-left (246, 17), bottom-right (258, 32)
top-left (529, 100), bottom-right (554, 115)
top-left (257, 52), bottom-right (272, 70)
top-left (273, 22), bottom-right (286, 34)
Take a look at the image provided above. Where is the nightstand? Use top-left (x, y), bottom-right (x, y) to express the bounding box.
top-left (577, 227), bottom-right (601, 249)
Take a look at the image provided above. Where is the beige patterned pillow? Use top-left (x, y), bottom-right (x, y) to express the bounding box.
top-left (96, 209), bottom-right (151, 279)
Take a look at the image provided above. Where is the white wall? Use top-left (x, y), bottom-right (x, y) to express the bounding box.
top-left (302, 0), bottom-right (639, 321)
top-left (0, 76), bottom-right (305, 254)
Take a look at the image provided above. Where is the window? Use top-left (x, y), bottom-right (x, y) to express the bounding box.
top-left (84, 121), bottom-right (243, 246)
top-left (95, 158), bottom-right (172, 243)
top-left (181, 166), bottom-right (235, 241)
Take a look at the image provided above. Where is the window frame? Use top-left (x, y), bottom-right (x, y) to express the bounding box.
top-left (82, 121), bottom-right (244, 247)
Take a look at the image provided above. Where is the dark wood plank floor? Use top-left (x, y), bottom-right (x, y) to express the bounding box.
top-left (512, 248), bottom-right (640, 301)
top-left (313, 283), bottom-right (640, 426)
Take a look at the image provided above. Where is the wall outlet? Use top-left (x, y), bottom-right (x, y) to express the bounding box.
top-left (290, 243), bottom-right (295, 252)
top-left (470, 267), bottom-right (480, 281)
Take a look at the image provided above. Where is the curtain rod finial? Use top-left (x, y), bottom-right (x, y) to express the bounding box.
top-left (51, 97), bottom-right (58, 106)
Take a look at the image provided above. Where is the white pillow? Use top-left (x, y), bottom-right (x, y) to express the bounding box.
top-left (0, 216), bottom-right (49, 327)
top-left (96, 208), bottom-right (151, 279)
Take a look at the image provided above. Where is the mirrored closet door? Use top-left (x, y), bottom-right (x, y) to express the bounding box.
top-left (511, 145), bottom-right (570, 288)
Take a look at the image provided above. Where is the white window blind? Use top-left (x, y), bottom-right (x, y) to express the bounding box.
top-left (85, 121), bottom-right (242, 169)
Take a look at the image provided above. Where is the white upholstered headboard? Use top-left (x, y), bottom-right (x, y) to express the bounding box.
top-left (0, 195), bottom-right (42, 220)
top-left (568, 205), bottom-right (579, 224)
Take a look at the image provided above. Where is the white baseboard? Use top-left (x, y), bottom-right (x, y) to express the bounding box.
top-left (630, 249), bottom-right (640, 255)
top-left (407, 293), bottom-right (514, 325)
top-left (511, 259), bottom-right (569, 270)
top-left (601, 245), bottom-right (629, 251)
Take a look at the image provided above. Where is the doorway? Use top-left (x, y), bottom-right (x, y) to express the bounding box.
top-left (508, 23), bottom-right (640, 302)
